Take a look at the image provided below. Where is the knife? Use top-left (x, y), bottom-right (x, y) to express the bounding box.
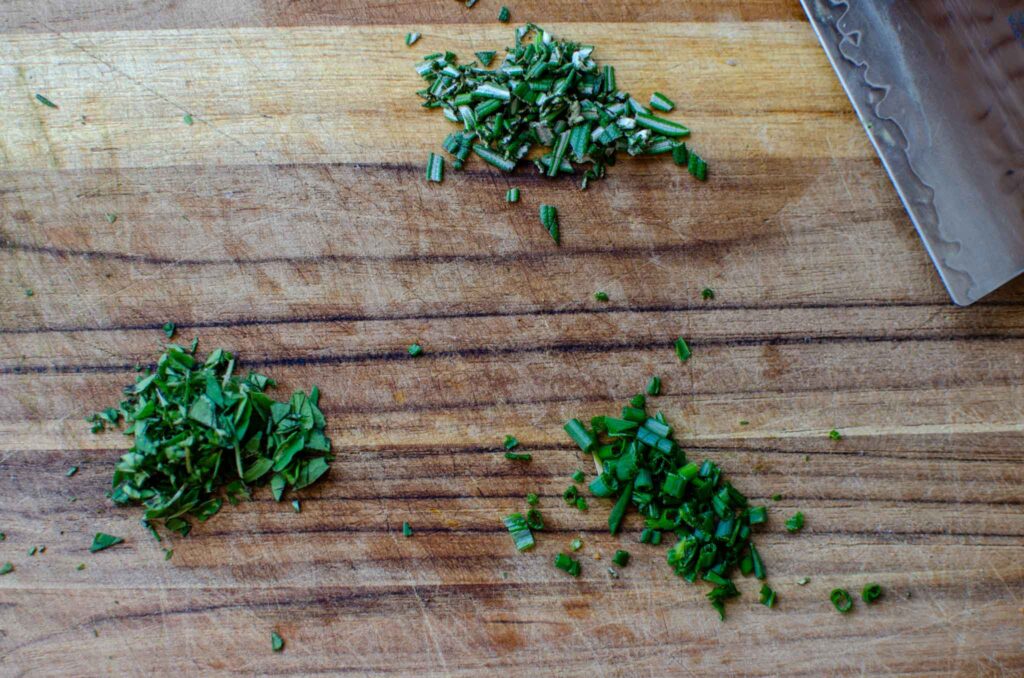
top-left (800, 0), bottom-right (1024, 305)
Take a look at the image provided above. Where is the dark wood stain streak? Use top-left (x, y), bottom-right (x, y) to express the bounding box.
top-left (4, 332), bottom-right (1024, 376)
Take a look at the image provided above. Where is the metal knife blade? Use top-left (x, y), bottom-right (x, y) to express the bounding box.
top-left (800, 0), bottom-right (1024, 305)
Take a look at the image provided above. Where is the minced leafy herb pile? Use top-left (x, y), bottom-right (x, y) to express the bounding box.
top-left (89, 341), bottom-right (332, 538)
top-left (562, 390), bottom-right (768, 620)
top-left (415, 24), bottom-right (708, 192)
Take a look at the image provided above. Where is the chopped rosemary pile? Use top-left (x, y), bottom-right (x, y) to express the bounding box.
top-left (564, 390), bottom-right (769, 619)
top-left (415, 24), bottom-right (707, 191)
top-left (89, 341), bottom-right (332, 539)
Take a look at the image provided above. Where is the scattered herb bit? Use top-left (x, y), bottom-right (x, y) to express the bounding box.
top-left (739, 420), bottom-right (749, 426)
top-left (785, 511), bottom-right (804, 533)
top-left (504, 451), bottom-right (532, 461)
top-left (630, 393), bottom-right (646, 408)
top-left (89, 533), bottom-right (123, 553)
top-left (562, 484), bottom-right (579, 505)
top-left (639, 527), bottom-right (661, 545)
top-left (162, 322), bottom-right (176, 339)
top-left (747, 506), bottom-right (767, 525)
top-left (76, 563), bottom-right (86, 571)
top-left (674, 337), bottom-right (692, 362)
top-left (575, 496), bottom-right (588, 511)
top-left (402, 521), bottom-right (413, 537)
top-left (771, 493), bottom-right (782, 501)
top-left (564, 418), bottom-right (595, 453)
top-left (701, 287), bottom-right (714, 300)
top-left (35, 93), bottom-right (58, 108)
top-left (554, 552), bottom-right (581, 577)
top-left (503, 513), bottom-right (535, 551)
top-left (426, 152), bottom-right (445, 183)
top-left (291, 499), bottom-right (301, 513)
top-left (66, 466), bottom-right (79, 477)
top-left (183, 113), bottom-right (194, 125)
top-left (525, 508), bottom-right (543, 531)
top-left (829, 429), bottom-right (842, 441)
top-left (539, 204), bottom-right (559, 244)
top-left (649, 92), bottom-right (675, 112)
top-left (92, 343), bottom-right (333, 536)
top-left (163, 548), bottom-right (174, 560)
top-left (594, 291), bottom-right (609, 302)
top-left (570, 538), bottom-right (583, 551)
top-left (476, 51), bottom-right (497, 67)
top-left (760, 584), bottom-right (777, 608)
top-left (271, 632), bottom-right (284, 652)
top-left (0, 563), bottom-right (12, 575)
top-left (830, 588), bottom-right (854, 613)
top-left (526, 492), bottom-right (539, 506)
top-left (408, 343), bottom-right (424, 356)
top-left (497, 5), bottom-right (510, 22)
top-left (862, 583), bottom-right (883, 604)
top-left (607, 567), bottom-right (619, 578)
top-left (687, 149), bottom-right (708, 180)
top-left (571, 469), bottom-right (585, 484)
top-left (0, 533), bottom-right (4, 541)
top-left (405, 32), bottom-right (421, 47)
top-left (24, 289), bottom-right (33, 297)
top-left (612, 550), bottom-right (630, 567)
top-left (105, 212), bottom-right (118, 224)
top-left (503, 435), bottom-right (520, 450)
top-left (465, 0), bottom-right (478, 7)
top-left (797, 576), bottom-right (809, 585)
top-left (505, 187), bottom-right (519, 202)
top-left (28, 546), bottom-right (37, 556)
top-left (645, 376), bottom-right (661, 396)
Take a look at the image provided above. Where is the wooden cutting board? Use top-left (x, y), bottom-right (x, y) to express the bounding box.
top-left (1, 2), bottom-right (1022, 675)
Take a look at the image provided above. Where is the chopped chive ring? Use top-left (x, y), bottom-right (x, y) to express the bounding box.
top-left (539, 204), bottom-right (559, 244)
top-left (701, 287), bottom-right (714, 300)
top-left (402, 521), bottom-right (413, 537)
top-left (554, 552), bottom-right (581, 576)
top-left (594, 291), bottom-right (609, 302)
top-left (506, 187), bottom-right (520, 203)
top-left (831, 588), bottom-right (854, 613)
top-left (406, 32), bottom-right (421, 46)
top-left (611, 550), bottom-right (630, 567)
top-left (503, 513), bottom-right (535, 551)
top-left (408, 343), bottom-right (423, 357)
top-left (649, 92), bottom-right (675, 112)
top-left (525, 508), bottom-right (543, 530)
top-left (785, 511), bottom-right (804, 533)
top-left (497, 5), bottom-right (510, 22)
top-left (861, 583), bottom-right (883, 603)
top-left (426, 153), bottom-right (444, 183)
top-left (562, 485), bottom-right (579, 505)
top-left (162, 322), bottom-right (176, 339)
top-left (575, 496), bottom-right (588, 511)
top-left (759, 584), bottom-right (777, 608)
top-left (674, 337), bottom-right (692, 362)
top-left (504, 451), bottom-right (532, 461)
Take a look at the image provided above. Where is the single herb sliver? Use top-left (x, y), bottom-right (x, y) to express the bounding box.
top-left (554, 552), bottom-right (581, 577)
top-left (831, 588), bottom-right (854, 613)
top-left (66, 466), bottom-right (79, 478)
top-left (0, 562), bottom-right (12, 575)
top-left (611, 550), bottom-right (630, 567)
top-left (564, 418), bottom-right (595, 453)
top-left (475, 51), bottom-right (496, 67)
top-left (183, 113), bottom-right (194, 125)
top-left (539, 204), bottom-right (559, 244)
top-left (76, 563), bottom-right (86, 571)
top-left (674, 337), bottom-right (692, 362)
top-left (89, 532), bottom-right (124, 553)
top-left (505, 187), bottom-right (520, 203)
top-left (759, 583), bottom-right (777, 608)
top-left (503, 513), bottom-right (535, 551)
top-left (785, 511), bottom-right (804, 533)
top-left (408, 343), bottom-right (424, 356)
top-left (829, 429), bottom-right (842, 440)
top-left (649, 92), bottom-right (675, 112)
top-left (571, 470), bottom-right (585, 484)
top-left (271, 632), bottom-right (284, 652)
top-left (861, 583), bottom-right (883, 603)
top-left (105, 213), bottom-right (118, 224)
top-left (402, 521), bottom-right (413, 537)
top-left (406, 32), bottom-right (421, 47)
top-left (504, 451), bottom-right (532, 461)
top-left (525, 508), bottom-right (543, 531)
top-left (526, 492), bottom-right (539, 506)
top-left (162, 322), bottom-right (176, 339)
top-left (503, 435), bottom-right (519, 450)
top-left (426, 153), bottom-right (445, 183)
top-left (497, 5), bottom-right (510, 22)
top-left (570, 538), bottom-right (583, 551)
top-left (645, 376), bottom-right (661, 396)
top-left (701, 287), bottom-right (714, 300)
top-left (687, 149), bottom-right (708, 180)
top-left (594, 291), bottom-right (609, 302)
top-left (35, 94), bottom-right (58, 108)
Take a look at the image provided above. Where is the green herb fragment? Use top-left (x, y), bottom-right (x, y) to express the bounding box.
top-left (89, 533), bottom-right (123, 553)
top-left (563, 418), bottom-right (595, 453)
top-left (183, 113), bottom-right (193, 125)
top-left (405, 32), bottom-right (421, 47)
top-left (554, 552), bottom-right (581, 577)
top-left (747, 506), bottom-right (767, 524)
top-left (575, 496), bottom-right (588, 511)
top-left (76, 563), bottom-right (86, 571)
top-left (645, 376), bottom-right (661, 396)
top-left (35, 94), bottom-right (58, 108)
top-left (539, 204), bottom-right (559, 244)
top-left (525, 508), bottom-right (543, 531)
top-left (24, 289), bottom-right (33, 297)
top-left (475, 51), bottom-right (497, 67)
top-left (505, 187), bottom-right (519, 202)
top-left (426, 153), bottom-right (444, 183)
top-left (92, 343), bottom-right (333, 535)
top-left (785, 511), bottom-right (804, 533)
top-left (163, 548), bottom-right (174, 560)
top-left (0, 533), bottom-right (5, 541)
top-left (402, 521), bottom-right (413, 537)
top-left (739, 420), bottom-right (749, 426)
top-left (562, 484), bottom-right (578, 505)
top-left (701, 287), bottom-right (714, 300)
top-left (862, 583), bottom-right (883, 604)
top-left (291, 499), bottom-right (301, 513)
top-left (687, 149), bottom-right (708, 180)
top-left (759, 584), bottom-right (777, 608)
top-left (408, 343), bottom-right (423, 356)
top-left (271, 632), bottom-right (284, 652)
top-left (674, 337), bottom-right (692, 362)
top-left (829, 429), bottom-right (842, 440)
top-left (630, 393), bottom-right (646, 408)
top-left (0, 563), bottom-right (12, 575)
top-left (66, 466), bottom-right (79, 478)
top-left (594, 291), bottom-right (609, 302)
top-left (649, 92), bottom-right (675, 112)
top-left (797, 576), bottom-right (809, 585)
top-left (831, 588), bottom-right (853, 613)
top-left (504, 451), bottom-right (532, 461)
top-left (105, 213), bottom-right (118, 224)
top-left (28, 546), bottom-right (37, 556)
top-left (771, 493), bottom-right (782, 501)
top-left (465, 0), bottom-right (478, 6)
top-left (503, 513), bottom-right (535, 551)
top-left (526, 492), bottom-right (539, 506)
top-left (572, 470), bottom-right (585, 484)
top-left (612, 550), bottom-right (630, 567)
top-left (497, 6), bottom-right (510, 22)
top-left (162, 322), bottom-right (176, 339)
top-left (503, 435), bottom-right (519, 450)
top-left (570, 538), bottom-right (583, 551)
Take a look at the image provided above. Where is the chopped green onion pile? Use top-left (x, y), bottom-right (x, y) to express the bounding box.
top-left (563, 389), bottom-right (769, 619)
top-left (89, 341), bottom-right (333, 539)
top-left (415, 24), bottom-right (708, 202)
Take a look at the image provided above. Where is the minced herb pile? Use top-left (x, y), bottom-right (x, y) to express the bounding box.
top-left (89, 341), bottom-right (332, 539)
top-left (415, 24), bottom-right (708, 192)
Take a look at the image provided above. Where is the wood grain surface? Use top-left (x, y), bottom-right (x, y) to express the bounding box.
top-left (1, 2), bottom-right (1023, 676)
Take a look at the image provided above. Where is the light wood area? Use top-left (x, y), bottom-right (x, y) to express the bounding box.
top-left (1, 2), bottom-right (1022, 676)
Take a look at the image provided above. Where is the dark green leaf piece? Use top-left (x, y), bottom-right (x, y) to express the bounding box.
top-left (89, 533), bottom-right (124, 553)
